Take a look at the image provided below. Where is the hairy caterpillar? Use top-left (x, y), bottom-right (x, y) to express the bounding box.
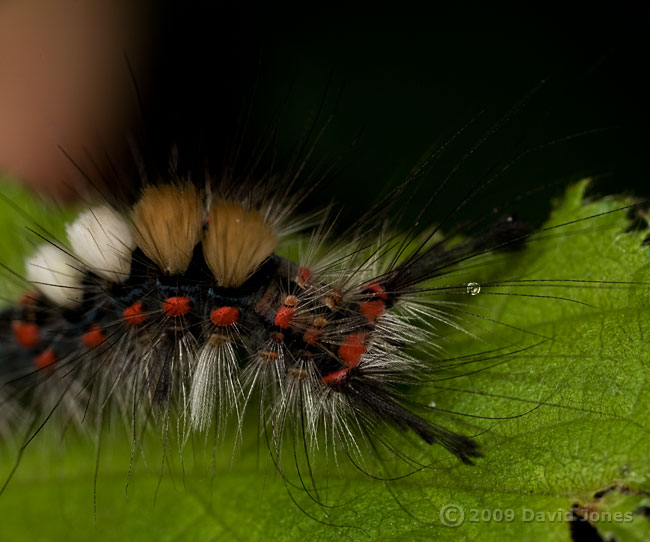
top-left (0, 15), bottom-right (649, 542)
top-left (0, 135), bottom-right (647, 541)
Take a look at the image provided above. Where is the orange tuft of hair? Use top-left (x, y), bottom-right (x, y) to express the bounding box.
top-left (202, 199), bottom-right (277, 287)
top-left (131, 184), bottom-right (203, 275)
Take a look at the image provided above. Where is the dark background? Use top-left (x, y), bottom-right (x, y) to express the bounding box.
top-left (134, 4), bottom-right (649, 230)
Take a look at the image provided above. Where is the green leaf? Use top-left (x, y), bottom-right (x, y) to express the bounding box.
top-left (0, 178), bottom-right (649, 541)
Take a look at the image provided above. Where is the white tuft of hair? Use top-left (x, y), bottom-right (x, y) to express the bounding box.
top-left (66, 206), bottom-right (135, 282)
top-left (26, 244), bottom-right (85, 307)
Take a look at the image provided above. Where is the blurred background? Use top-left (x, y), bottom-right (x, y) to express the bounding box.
top-left (0, 2), bottom-right (647, 228)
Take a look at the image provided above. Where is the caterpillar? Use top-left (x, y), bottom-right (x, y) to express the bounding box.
top-left (0, 13), bottom-right (648, 541)
top-left (1, 167), bottom-right (494, 465)
top-left (1, 142), bottom-right (648, 540)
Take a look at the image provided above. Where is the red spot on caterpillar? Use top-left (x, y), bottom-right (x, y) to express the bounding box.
top-left (210, 306), bottom-right (239, 326)
top-left (163, 296), bottom-right (191, 317)
top-left (34, 348), bottom-right (56, 370)
top-left (365, 282), bottom-right (388, 301)
top-left (82, 324), bottom-right (106, 349)
top-left (303, 328), bottom-right (321, 346)
top-left (12, 321), bottom-right (41, 348)
top-left (360, 299), bottom-right (386, 323)
top-left (338, 333), bottom-right (367, 367)
top-left (274, 306), bottom-right (295, 329)
top-left (322, 368), bottom-right (350, 386)
top-left (123, 302), bottom-right (147, 326)
top-left (295, 267), bottom-right (312, 288)
top-left (272, 331), bottom-right (285, 343)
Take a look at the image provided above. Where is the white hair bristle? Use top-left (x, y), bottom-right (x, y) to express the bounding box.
top-left (25, 244), bottom-right (85, 307)
top-left (66, 206), bottom-right (135, 283)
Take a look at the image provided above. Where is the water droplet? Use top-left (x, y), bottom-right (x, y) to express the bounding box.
top-left (466, 282), bottom-right (481, 296)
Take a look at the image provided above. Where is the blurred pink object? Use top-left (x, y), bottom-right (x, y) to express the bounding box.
top-left (0, 0), bottom-right (153, 201)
